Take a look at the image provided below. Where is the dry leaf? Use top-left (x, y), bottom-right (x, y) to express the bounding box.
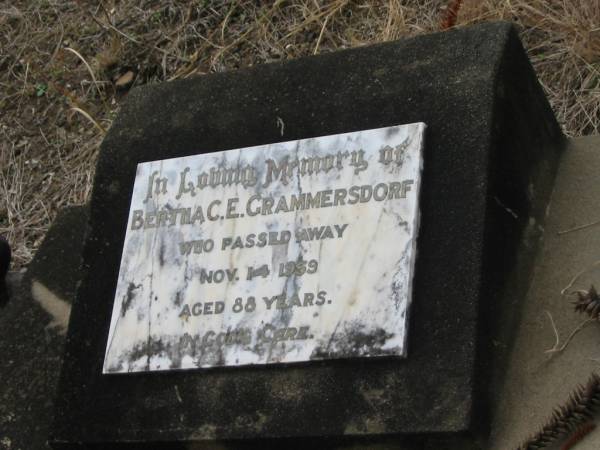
top-left (115, 70), bottom-right (135, 88)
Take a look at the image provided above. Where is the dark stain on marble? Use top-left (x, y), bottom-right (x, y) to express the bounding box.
top-left (310, 325), bottom-right (395, 360)
top-left (121, 282), bottom-right (141, 317)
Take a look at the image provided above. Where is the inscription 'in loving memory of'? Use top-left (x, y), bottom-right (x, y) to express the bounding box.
top-left (103, 122), bottom-right (425, 373)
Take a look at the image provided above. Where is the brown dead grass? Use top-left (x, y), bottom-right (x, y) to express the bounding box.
top-left (1, 0), bottom-right (599, 268)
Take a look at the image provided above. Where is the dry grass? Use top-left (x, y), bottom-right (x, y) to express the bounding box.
top-left (458, 0), bottom-right (600, 136)
top-left (1, 0), bottom-right (599, 268)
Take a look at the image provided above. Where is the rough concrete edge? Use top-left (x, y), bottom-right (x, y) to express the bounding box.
top-left (475, 22), bottom-right (567, 447)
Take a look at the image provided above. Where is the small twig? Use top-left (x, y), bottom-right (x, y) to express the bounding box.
top-left (98, 0), bottom-right (113, 24)
top-left (93, 15), bottom-right (142, 45)
top-left (169, 4), bottom-right (193, 38)
top-left (279, 1), bottom-right (346, 41)
top-left (221, 3), bottom-right (236, 43)
top-left (17, 61), bottom-right (29, 113)
top-left (211, 26), bottom-right (254, 68)
top-left (546, 310), bottom-right (560, 350)
top-left (63, 47), bottom-right (102, 98)
top-left (90, 14), bottom-right (189, 63)
top-left (313, 15), bottom-right (329, 54)
top-left (545, 313), bottom-right (595, 354)
top-left (49, 3), bottom-right (65, 64)
top-left (276, 117), bottom-right (285, 136)
top-left (195, 32), bottom-right (224, 50)
top-left (494, 196), bottom-right (519, 219)
top-left (558, 219), bottom-right (600, 235)
top-left (69, 107), bottom-right (106, 133)
top-left (561, 260), bottom-right (600, 295)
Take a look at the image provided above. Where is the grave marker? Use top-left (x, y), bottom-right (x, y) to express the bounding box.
top-left (104, 124), bottom-right (424, 372)
top-left (51, 23), bottom-right (564, 449)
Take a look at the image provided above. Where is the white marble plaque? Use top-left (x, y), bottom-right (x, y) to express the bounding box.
top-left (103, 122), bottom-right (425, 373)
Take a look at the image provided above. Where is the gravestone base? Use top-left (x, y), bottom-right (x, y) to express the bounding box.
top-left (50, 22), bottom-right (563, 449)
top-left (0, 206), bottom-right (87, 450)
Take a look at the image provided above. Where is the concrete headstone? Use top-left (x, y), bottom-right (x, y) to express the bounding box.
top-left (51, 23), bottom-right (564, 449)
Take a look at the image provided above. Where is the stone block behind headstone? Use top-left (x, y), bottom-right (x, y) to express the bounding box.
top-left (1, 206), bottom-right (87, 450)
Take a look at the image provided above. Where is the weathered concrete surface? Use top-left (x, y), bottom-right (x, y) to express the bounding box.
top-left (490, 135), bottom-right (600, 449)
top-left (50, 22), bottom-right (563, 449)
top-left (0, 206), bottom-right (87, 450)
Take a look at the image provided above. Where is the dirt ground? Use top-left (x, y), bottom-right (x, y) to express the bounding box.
top-left (1, 1), bottom-right (599, 269)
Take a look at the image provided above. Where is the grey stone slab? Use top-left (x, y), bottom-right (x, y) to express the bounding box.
top-left (50, 22), bottom-right (563, 449)
top-left (490, 135), bottom-right (600, 449)
top-left (0, 206), bottom-right (88, 450)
